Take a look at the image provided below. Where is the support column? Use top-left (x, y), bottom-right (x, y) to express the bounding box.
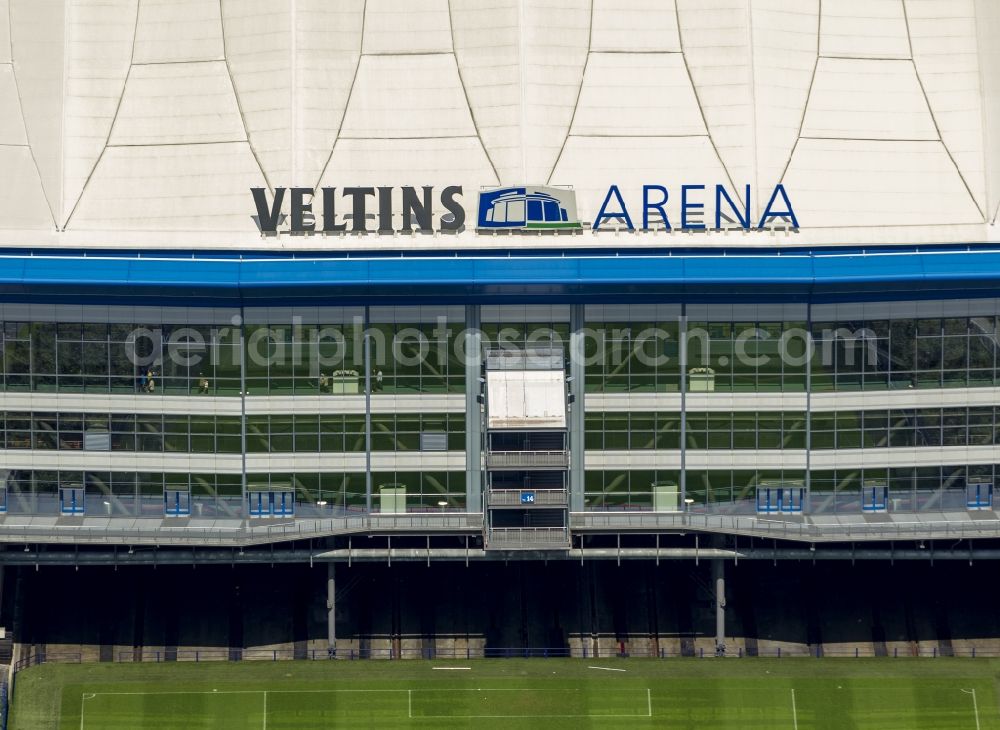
top-left (326, 562), bottom-right (337, 655)
top-left (364, 308), bottom-right (372, 516)
top-left (805, 302), bottom-right (812, 508)
top-left (713, 559), bottom-right (726, 656)
top-left (569, 305), bottom-right (586, 512)
top-left (465, 305), bottom-right (483, 513)
top-left (238, 307), bottom-right (247, 520)
top-left (679, 308), bottom-right (687, 507)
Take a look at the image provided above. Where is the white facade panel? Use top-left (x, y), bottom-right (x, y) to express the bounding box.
top-left (551, 136), bottom-right (732, 228)
top-left (570, 54), bottom-right (705, 137)
top-left (0, 146), bottom-right (54, 229)
top-left (361, 0), bottom-right (452, 55)
top-left (590, 0), bottom-right (680, 52)
top-left (219, 0), bottom-right (292, 186)
top-left (319, 136), bottom-right (495, 190)
top-left (62, 0), bottom-right (137, 224)
top-left (450, 0), bottom-right (518, 183)
top-left (589, 447), bottom-right (1000, 472)
top-left (0, 65), bottom-right (26, 144)
top-left (978, 0), bottom-right (1000, 223)
top-left (0, 0), bottom-right (9, 65)
top-left (676, 0), bottom-right (755, 197)
top-left (132, 0), bottom-right (224, 64)
top-left (0, 451), bottom-right (243, 473)
top-left (70, 142), bottom-right (267, 232)
top-left (819, 0), bottom-right (910, 60)
top-left (487, 370), bottom-right (566, 429)
top-left (295, 0), bottom-right (365, 186)
top-left (802, 58), bottom-right (937, 141)
top-left (908, 0), bottom-right (986, 211)
top-left (784, 139), bottom-right (983, 227)
top-left (521, 0), bottom-right (589, 184)
top-left (110, 62), bottom-right (246, 146)
top-left (340, 54), bottom-right (477, 139)
top-left (9, 0), bottom-right (64, 222)
top-left (0, 392), bottom-right (244, 416)
top-left (750, 0), bottom-right (818, 200)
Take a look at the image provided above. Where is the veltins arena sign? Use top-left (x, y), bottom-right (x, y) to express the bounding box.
top-left (251, 183), bottom-right (798, 234)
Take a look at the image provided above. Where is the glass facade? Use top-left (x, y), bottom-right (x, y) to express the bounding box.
top-left (1, 298), bottom-right (999, 519)
top-left (811, 407), bottom-right (1000, 449)
top-left (585, 465), bottom-right (1000, 513)
top-left (245, 414), bottom-right (464, 453)
top-left (0, 412), bottom-right (243, 452)
top-left (811, 315), bottom-right (999, 391)
top-left (4, 470), bottom-right (243, 517)
top-left (584, 469), bottom-right (682, 510)
top-left (1, 469), bottom-right (466, 516)
top-left (686, 315), bottom-right (809, 392)
top-left (2, 304), bottom-right (998, 396)
top-left (0, 319), bottom-right (243, 395)
top-left (584, 408), bottom-right (1000, 452)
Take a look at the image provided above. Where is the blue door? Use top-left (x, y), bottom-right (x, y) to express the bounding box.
top-left (248, 492), bottom-right (267, 517)
top-left (248, 491), bottom-right (294, 517)
top-left (272, 491), bottom-right (295, 517)
top-left (780, 488), bottom-right (804, 513)
top-left (60, 487), bottom-right (85, 515)
top-left (967, 482), bottom-right (993, 510)
top-left (862, 485), bottom-right (888, 512)
top-left (164, 489), bottom-right (191, 517)
top-left (757, 487), bottom-right (804, 514)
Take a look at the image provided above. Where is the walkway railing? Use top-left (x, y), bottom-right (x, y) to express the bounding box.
top-left (486, 451), bottom-right (569, 469)
top-left (488, 489), bottom-right (568, 507)
top-left (486, 527), bottom-right (570, 550)
top-left (0, 506), bottom-right (999, 547)
top-left (0, 512), bottom-right (484, 547)
top-left (485, 349), bottom-right (564, 370)
top-left (573, 511), bottom-right (1000, 542)
top-left (12, 644), bottom-right (1000, 669)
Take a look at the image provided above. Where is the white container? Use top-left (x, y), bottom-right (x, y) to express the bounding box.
top-left (379, 485), bottom-right (406, 514)
top-left (652, 482), bottom-right (680, 512)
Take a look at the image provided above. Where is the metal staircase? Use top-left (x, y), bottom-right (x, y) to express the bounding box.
top-left (481, 348), bottom-right (571, 550)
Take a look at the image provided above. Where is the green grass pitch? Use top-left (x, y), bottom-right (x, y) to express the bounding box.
top-left (10, 658), bottom-right (1000, 729)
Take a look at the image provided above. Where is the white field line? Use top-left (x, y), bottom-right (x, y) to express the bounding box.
top-left (412, 688), bottom-right (650, 720)
top-left (791, 688), bottom-right (798, 730)
top-left (432, 667), bottom-right (471, 670)
top-left (81, 685), bottom-right (408, 728)
top-left (82, 687), bottom-right (651, 723)
top-left (81, 690), bottom-right (270, 730)
top-left (85, 691), bottom-right (263, 697)
top-left (962, 688), bottom-right (981, 730)
top-left (417, 714), bottom-right (651, 719)
top-left (84, 689), bottom-right (405, 696)
top-left (423, 688), bottom-right (584, 692)
top-left (588, 666), bottom-right (626, 672)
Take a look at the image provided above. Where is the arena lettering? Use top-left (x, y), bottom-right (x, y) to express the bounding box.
top-left (592, 184), bottom-right (799, 231)
top-left (252, 186), bottom-right (466, 234)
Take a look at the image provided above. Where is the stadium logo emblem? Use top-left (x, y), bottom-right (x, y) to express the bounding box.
top-left (477, 185), bottom-right (582, 231)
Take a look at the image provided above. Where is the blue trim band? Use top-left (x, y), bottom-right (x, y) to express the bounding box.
top-left (0, 248), bottom-right (998, 304)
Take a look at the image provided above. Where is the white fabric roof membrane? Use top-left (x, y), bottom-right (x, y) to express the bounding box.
top-left (0, 0), bottom-right (996, 247)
